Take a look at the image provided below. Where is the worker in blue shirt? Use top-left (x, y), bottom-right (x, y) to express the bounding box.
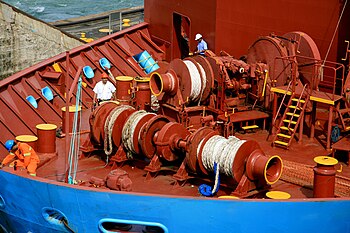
top-left (194, 33), bottom-right (208, 56)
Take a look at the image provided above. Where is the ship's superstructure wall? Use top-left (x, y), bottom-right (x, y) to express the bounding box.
top-left (145, 0), bottom-right (349, 65)
top-left (215, 0), bottom-right (349, 65)
top-left (0, 1), bottom-right (82, 80)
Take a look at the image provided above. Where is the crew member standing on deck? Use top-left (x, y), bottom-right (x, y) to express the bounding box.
top-left (0, 140), bottom-right (40, 176)
top-left (193, 33), bottom-right (208, 56)
top-left (93, 72), bottom-right (116, 106)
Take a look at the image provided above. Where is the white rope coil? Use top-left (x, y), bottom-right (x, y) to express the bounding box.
top-left (122, 110), bottom-right (156, 155)
top-left (184, 60), bottom-right (202, 102)
top-left (212, 163), bottom-right (220, 194)
top-left (196, 62), bottom-right (207, 103)
top-left (221, 136), bottom-right (246, 176)
top-left (197, 139), bottom-right (205, 159)
top-left (200, 135), bottom-right (246, 177)
top-left (151, 94), bottom-right (160, 112)
top-left (104, 105), bottom-right (134, 156)
top-left (202, 135), bottom-right (229, 171)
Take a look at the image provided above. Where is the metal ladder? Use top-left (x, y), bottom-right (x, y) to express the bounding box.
top-left (273, 84), bottom-right (309, 149)
top-left (336, 98), bottom-right (350, 132)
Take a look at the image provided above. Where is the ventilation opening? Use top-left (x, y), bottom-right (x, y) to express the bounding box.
top-left (26, 95), bottom-right (38, 108)
top-left (42, 207), bottom-right (75, 232)
top-left (99, 218), bottom-right (167, 233)
top-left (41, 86), bottom-right (54, 101)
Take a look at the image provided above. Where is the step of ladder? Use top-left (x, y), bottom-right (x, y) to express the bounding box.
top-left (242, 125), bottom-right (259, 130)
top-left (283, 119), bottom-right (297, 124)
top-left (280, 126), bottom-right (294, 132)
top-left (277, 133), bottom-right (291, 139)
top-left (292, 98), bottom-right (305, 103)
top-left (286, 112), bottom-right (300, 117)
top-left (289, 105), bottom-right (302, 110)
top-left (274, 140), bottom-right (288, 146)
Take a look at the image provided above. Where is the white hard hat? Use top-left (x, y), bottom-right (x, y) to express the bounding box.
top-left (195, 33), bottom-right (202, 41)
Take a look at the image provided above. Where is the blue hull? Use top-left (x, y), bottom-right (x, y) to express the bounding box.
top-left (0, 171), bottom-right (350, 233)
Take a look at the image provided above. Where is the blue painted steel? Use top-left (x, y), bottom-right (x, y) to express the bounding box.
top-left (0, 195), bottom-right (5, 209)
top-left (83, 66), bottom-right (94, 79)
top-left (133, 51), bottom-right (160, 74)
top-left (4, 140), bottom-right (15, 152)
top-left (99, 58), bottom-right (111, 70)
top-left (0, 171), bottom-right (350, 233)
top-left (26, 95), bottom-right (38, 108)
top-left (41, 86), bottom-right (54, 101)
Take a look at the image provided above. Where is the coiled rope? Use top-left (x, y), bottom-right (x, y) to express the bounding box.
top-left (198, 135), bottom-right (245, 196)
top-left (151, 95), bottom-right (160, 112)
top-left (122, 110), bottom-right (156, 156)
top-left (201, 135), bottom-right (246, 177)
top-left (196, 62), bottom-right (207, 104)
top-left (104, 105), bottom-right (134, 156)
top-left (184, 60), bottom-right (202, 102)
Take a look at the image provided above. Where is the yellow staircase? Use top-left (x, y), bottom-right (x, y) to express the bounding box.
top-left (273, 87), bottom-right (309, 149)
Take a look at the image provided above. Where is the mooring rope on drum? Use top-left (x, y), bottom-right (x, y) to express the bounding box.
top-left (122, 111), bottom-right (156, 155)
top-left (104, 105), bottom-right (134, 156)
top-left (184, 60), bottom-right (202, 101)
top-left (195, 61), bottom-right (207, 104)
top-left (201, 135), bottom-right (246, 176)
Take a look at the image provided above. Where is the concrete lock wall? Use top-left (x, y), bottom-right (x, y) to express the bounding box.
top-left (0, 2), bottom-right (83, 80)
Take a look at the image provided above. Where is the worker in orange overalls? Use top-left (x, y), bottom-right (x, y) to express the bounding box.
top-left (0, 140), bottom-right (40, 176)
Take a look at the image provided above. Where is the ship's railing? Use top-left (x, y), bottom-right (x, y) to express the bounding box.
top-left (273, 55), bottom-right (345, 101)
top-left (0, 22), bottom-right (164, 155)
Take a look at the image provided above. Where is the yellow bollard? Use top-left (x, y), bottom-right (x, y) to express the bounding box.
top-left (122, 19), bottom-right (131, 27)
top-left (80, 32), bottom-right (94, 43)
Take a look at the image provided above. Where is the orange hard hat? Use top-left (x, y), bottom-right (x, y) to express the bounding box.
top-left (102, 73), bottom-right (108, 78)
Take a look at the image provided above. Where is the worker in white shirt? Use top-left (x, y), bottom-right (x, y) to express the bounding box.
top-left (93, 72), bottom-right (116, 107)
top-left (193, 33), bottom-right (208, 56)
